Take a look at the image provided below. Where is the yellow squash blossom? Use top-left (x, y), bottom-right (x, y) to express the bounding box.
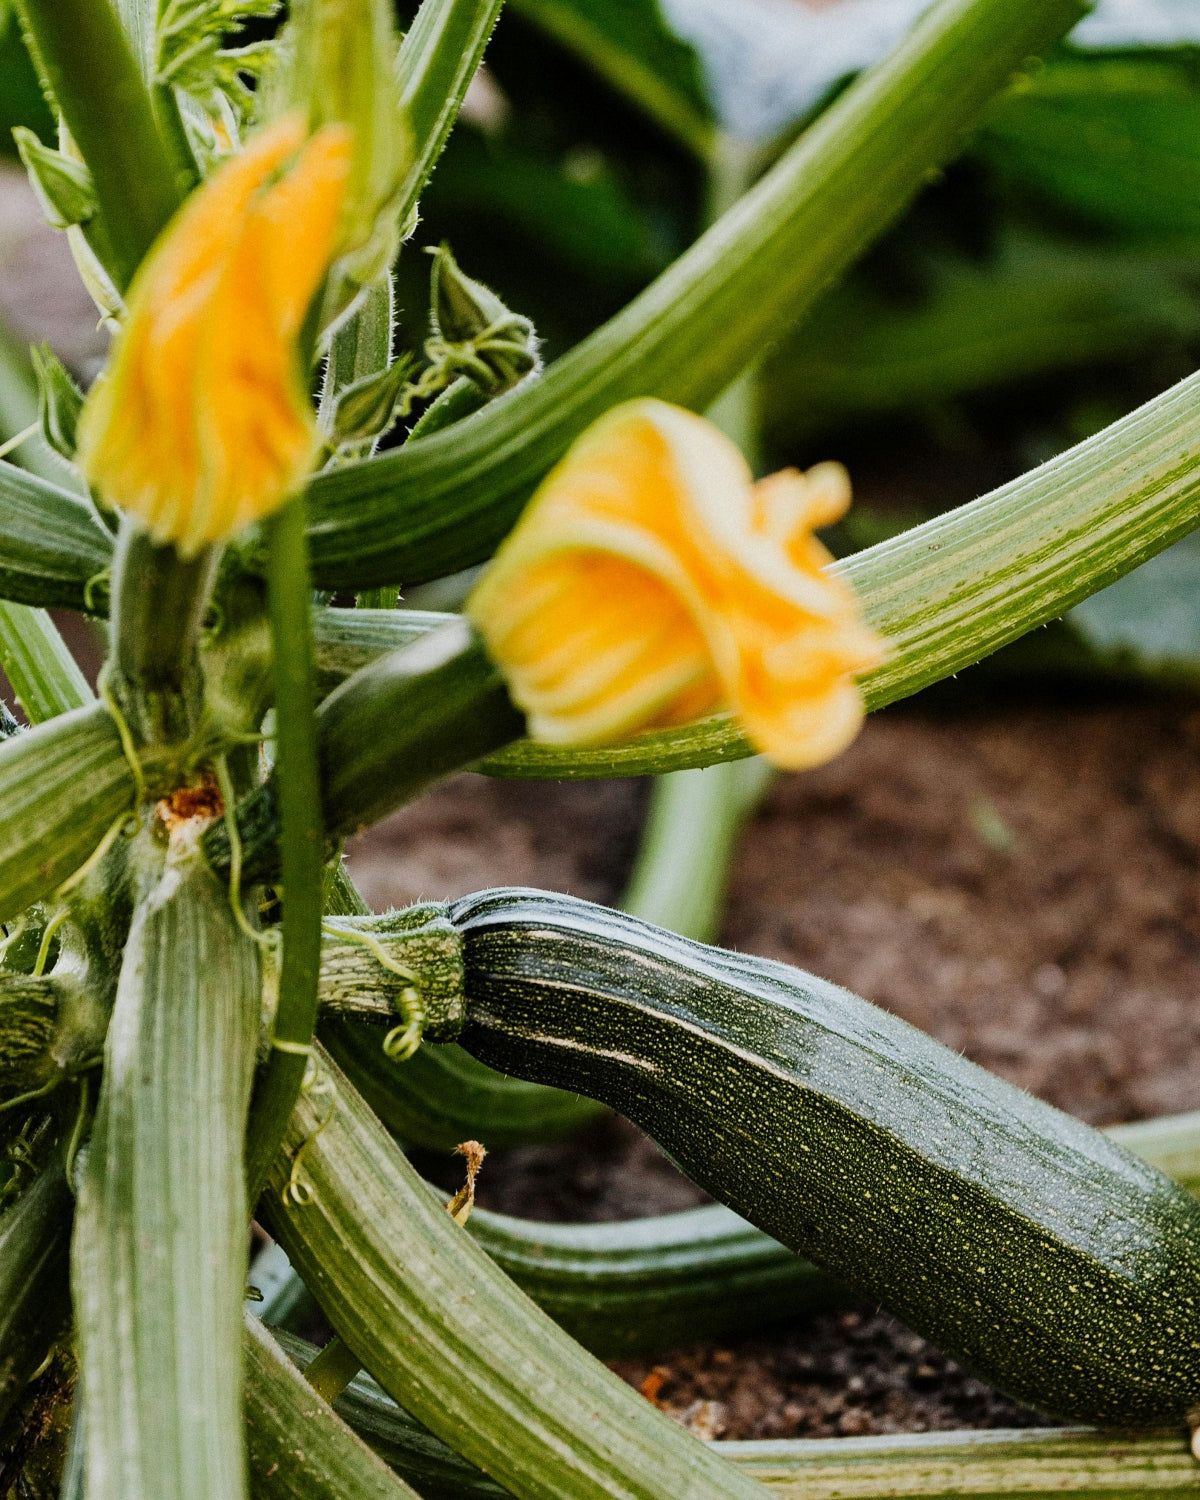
top-left (78, 115), bottom-right (351, 558)
top-left (467, 399), bottom-right (885, 770)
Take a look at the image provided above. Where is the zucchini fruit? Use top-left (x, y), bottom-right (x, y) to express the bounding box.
top-left (449, 888), bottom-right (1200, 1427)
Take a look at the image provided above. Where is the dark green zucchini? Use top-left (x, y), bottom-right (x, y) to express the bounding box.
top-left (449, 888), bottom-right (1200, 1427)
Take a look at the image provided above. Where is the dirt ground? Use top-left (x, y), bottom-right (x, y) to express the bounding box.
top-left (353, 693), bottom-right (1200, 1439)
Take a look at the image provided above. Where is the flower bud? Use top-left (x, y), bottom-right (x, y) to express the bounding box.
top-left (13, 127), bottom-right (97, 230)
top-left (467, 399), bottom-right (885, 770)
top-left (30, 344), bottom-right (84, 463)
top-left (428, 244), bottom-right (539, 395)
top-left (77, 115), bottom-right (351, 558)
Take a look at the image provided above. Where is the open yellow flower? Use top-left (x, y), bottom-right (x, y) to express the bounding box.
top-left (78, 115), bottom-right (351, 558)
top-left (467, 399), bottom-right (886, 770)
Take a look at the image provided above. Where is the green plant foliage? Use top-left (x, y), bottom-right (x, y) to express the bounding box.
top-left (763, 231), bottom-right (1200, 446)
top-left (0, 15), bottom-right (53, 150)
top-left (983, 57), bottom-right (1200, 238)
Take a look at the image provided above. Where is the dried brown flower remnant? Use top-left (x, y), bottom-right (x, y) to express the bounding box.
top-left (447, 1139), bottom-right (487, 1225)
top-left (156, 775), bottom-right (224, 834)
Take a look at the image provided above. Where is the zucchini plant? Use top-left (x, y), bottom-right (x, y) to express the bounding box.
top-left (2, 0), bottom-right (1200, 1495)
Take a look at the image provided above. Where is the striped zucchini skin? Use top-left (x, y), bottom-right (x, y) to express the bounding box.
top-left (450, 888), bottom-right (1200, 1427)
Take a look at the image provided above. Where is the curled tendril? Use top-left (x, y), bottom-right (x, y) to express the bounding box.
top-left (321, 919), bottom-right (427, 1061)
top-left (281, 1052), bottom-right (337, 1208)
top-left (83, 568), bottom-right (112, 616)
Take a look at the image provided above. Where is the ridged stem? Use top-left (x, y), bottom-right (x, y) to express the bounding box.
top-left (72, 831), bottom-right (260, 1499)
top-left (243, 1314), bottom-right (421, 1500)
top-left (0, 705), bottom-right (134, 925)
top-left (11, 0), bottom-right (181, 292)
top-left (262, 1044), bottom-right (768, 1500)
top-left (106, 523), bottom-right (216, 750)
top-left (302, 0), bottom-right (1086, 589)
top-left (257, 1341), bottom-right (1200, 1500)
top-left (0, 461), bottom-right (113, 611)
top-left (244, 499), bottom-right (325, 1203)
top-left (0, 1159), bottom-right (72, 1433)
top-left (0, 602), bottom-right (92, 724)
top-left (394, 0), bottom-right (507, 228)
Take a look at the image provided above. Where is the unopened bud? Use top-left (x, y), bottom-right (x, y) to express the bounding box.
top-left (30, 344), bottom-right (84, 462)
top-left (328, 353), bottom-right (416, 447)
top-left (428, 243), bottom-right (539, 395)
top-left (13, 128), bottom-right (97, 231)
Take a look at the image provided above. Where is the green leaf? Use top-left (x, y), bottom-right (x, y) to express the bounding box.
top-left (764, 232), bottom-right (1200, 444)
top-left (1069, 531), bottom-right (1200, 683)
top-left (983, 57), bottom-right (1200, 238)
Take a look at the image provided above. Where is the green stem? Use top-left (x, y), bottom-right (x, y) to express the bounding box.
top-left (262, 1343), bottom-right (1200, 1500)
top-left (203, 619), bottom-right (523, 884)
top-left (106, 522), bottom-right (215, 749)
top-left (244, 499), bottom-right (325, 1203)
top-left (621, 760), bottom-right (773, 942)
top-left (0, 604), bottom-right (91, 724)
top-left (263, 1044), bottom-right (768, 1500)
top-left (73, 833), bottom-right (260, 1500)
top-left (244, 1315), bottom-right (422, 1500)
top-left (302, 1334), bottom-right (365, 1405)
top-left (302, 0), bottom-right (1086, 590)
top-left (12, 0), bottom-right (181, 292)
top-left (0, 461), bottom-right (113, 611)
top-left (0, 322), bottom-right (95, 726)
top-left (0, 705), bottom-right (134, 925)
top-left (394, 0), bottom-right (507, 231)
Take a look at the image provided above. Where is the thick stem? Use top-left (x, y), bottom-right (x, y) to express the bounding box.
top-left (105, 523), bottom-right (215, 750)
top-left (73, 830), bottom-right (260, 1500)
top-left (11, 0), bottom-right (181, 292)
top-left (262, 1044), bottom-right (768, 1500)
top-left (0, 705), bottom-right (134, 925)
top-left (244, 499), bottom-right (325, 1203)
top-left (243, 1314), bottom-right (421, 1500)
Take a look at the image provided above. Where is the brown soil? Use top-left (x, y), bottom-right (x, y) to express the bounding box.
top-left (352, 695), bottom-right (1200, 1440)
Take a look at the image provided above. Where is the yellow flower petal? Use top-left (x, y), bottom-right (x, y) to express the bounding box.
top-left (467, 398), bottom-right (886, 770)
top-left (78, 115), bottom-right (352, 558)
